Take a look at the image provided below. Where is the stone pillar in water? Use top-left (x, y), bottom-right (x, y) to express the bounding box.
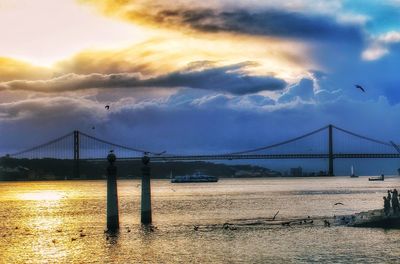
top-left (141, 155), bottom-right (152, 224)
top-left (107, 152), bottom-right (119, 231)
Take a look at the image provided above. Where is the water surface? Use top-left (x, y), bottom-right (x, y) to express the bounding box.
top-left (1, 177), bottom-right (400, 263)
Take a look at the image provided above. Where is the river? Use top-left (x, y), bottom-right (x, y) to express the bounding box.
top-left (0, 177), bottom-right (400, 263)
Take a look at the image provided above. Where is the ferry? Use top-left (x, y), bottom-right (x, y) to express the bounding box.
top-left (171, 172), bottom-right (218, 183)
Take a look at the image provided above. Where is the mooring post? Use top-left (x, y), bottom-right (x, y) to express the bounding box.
top-left (328, 124), bottom-right (334, 176)
top-left (141, 155), bottom-right (152, 225)
top-left (107, 152), bottom-right (119, 231)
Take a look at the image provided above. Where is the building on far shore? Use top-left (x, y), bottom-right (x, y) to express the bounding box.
top-left (283, 167), bottom-right (329, 177)
top-left (290, 167), bottom-right (303, 177)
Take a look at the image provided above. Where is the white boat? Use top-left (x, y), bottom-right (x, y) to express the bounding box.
top-left (350, 165), bottom-right (358, 178)
top-left (171, 172), bottom-right (218, 183)
top-left (369, 174), bottom-right (384, 181)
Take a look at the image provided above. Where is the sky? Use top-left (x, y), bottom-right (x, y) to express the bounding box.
top-left (1, 0), bottom-right (400, 174)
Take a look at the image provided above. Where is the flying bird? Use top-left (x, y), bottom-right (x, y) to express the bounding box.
top-left (355, 84), bottom-right (365, 92)
top-left (334, 202), bottom-right (344, 206)
top-left (105, 105), bottom-right (110, 110)
top-left (109, 150), bottom-right (114, 153)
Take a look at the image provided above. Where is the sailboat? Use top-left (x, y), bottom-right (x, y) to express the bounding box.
top-left (350, 165), bottom-right (358, 178)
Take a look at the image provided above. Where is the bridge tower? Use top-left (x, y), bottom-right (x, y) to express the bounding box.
top-left (73, 130), bottom-right (80, 178)
top-left (328, 124), bottom-right (334, 176)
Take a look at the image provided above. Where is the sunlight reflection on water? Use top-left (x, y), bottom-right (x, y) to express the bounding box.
top-left (18, 190), bottom-right (65, 201)
top-left (0, 177), bottom-right (400, 263)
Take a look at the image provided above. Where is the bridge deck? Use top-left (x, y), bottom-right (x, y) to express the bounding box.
top-left (84, 153), bottom-right (400, 162)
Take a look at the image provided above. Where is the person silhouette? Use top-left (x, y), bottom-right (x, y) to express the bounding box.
top-left (383, 197), bottom-right (390, 216)
top-left (391, 189), bottom-right (399, 214)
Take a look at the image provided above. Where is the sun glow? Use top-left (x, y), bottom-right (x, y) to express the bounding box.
top-left (19, 191), bottom-right (65, 201)
top-left (0, 0), bottom-right (152, 67)
top-left (0, 0), bottom-right (314, 84)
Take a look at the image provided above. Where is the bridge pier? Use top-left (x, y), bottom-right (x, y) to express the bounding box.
top-left (106, 152), bottom-right (119, 232)
top-left (141, 155), bottom-right (152, 225)
top-left (328, 124), bottom-right (334, 176)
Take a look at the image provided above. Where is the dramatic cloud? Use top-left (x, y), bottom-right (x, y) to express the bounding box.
top-left (81, 0), bottom-right (364, 42)
top-left (0, 96), bottom-right (104, 121)
top-left (154, 9), bottom-right (364, 42)
top-left (53, 36), bottom-right (310, 79)
top-left (0, 62), bottom-right (287, 95)
top-left (362, 31), bottom-right (400, 60)
top-left (278, 78), bottom-right (315, 103)
top-left (0, 57), bottom-right (52, 81)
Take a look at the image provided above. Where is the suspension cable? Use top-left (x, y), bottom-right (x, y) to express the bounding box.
top-left (333, 125), bottom-right (391, 147)
top-left (10, 132), bottom-right (74, 157)
top-left (390, 141), bottom-right (400, 154)
top-left (222, 125), bottom-right (329, 155)
top-left (79, 131), bottom-right (162, 155)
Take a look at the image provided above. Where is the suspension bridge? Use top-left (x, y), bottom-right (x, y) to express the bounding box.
top-left (3, 124), bottom-right (400, 177)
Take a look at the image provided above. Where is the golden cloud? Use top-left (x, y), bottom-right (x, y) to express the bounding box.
top-left (54, 34), bottom-right (310, 81)
top-left (1, 35), bottom-right (311, 96)
top-left (0, 57), bottom-right (52, 82)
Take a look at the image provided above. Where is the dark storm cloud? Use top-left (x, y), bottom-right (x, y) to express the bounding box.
top-left (0, 97), bottom-right (102, 121)
top-left (0, 62), bottom-right (287, 95)
top-left (144, 63), bottom-right (287, 95)
top-left (156, 8), bottom-right (364, 41)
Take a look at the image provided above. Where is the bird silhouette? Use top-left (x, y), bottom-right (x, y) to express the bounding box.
top-left (105, 105), bottom-right (110, 110)
top-left (334, 202), bottom-right (344, 206)
top-left (355, 84), bottom-right (365, 92)
top-left (109, 150), bottom-right (114, 153)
